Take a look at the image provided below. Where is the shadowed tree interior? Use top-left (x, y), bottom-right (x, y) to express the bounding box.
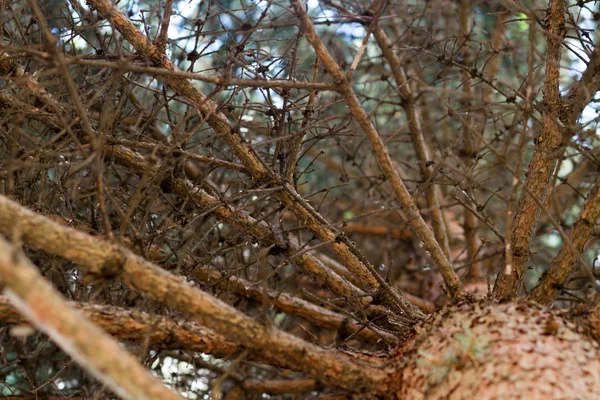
top-left (1, 0), bottom-right (600, 398)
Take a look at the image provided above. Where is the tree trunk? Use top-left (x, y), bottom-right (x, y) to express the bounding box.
top-left (399, 301), bottom-right (600, 399)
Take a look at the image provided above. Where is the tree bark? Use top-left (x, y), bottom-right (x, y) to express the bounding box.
top-left (399, 302), bottom-right (600, 399)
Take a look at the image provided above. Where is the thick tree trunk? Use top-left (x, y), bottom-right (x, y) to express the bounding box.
top-left (398, 301), bottom-right (600, 399)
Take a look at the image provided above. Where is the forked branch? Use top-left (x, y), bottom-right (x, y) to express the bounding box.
top-left (84, 0), bottom-right (423, 319)
top-left (0, 195), bottom-right (393, 393)
top-left (290, 0), bottom-right (465, 299)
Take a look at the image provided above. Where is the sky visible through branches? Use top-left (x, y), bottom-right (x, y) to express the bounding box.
top-left (1, 0), bottom-right (600, 397)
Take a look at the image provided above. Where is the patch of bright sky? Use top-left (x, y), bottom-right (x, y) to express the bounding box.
top-left (160, 356), bottom-right (208, 394)
top-left (541, 230), bottom-right (562, 248)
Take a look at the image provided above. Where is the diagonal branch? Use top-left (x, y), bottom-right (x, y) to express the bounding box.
top-left (0, 195), bottom-right (393, 393)
top-left (82, 0), bottom-right (424, 319)
top-left (529, 177), bottom-right (600, 304)
top-left (561, 46), bottom-right (600, 129)
top-left (0, 299), bottom-right (319, 394)
top-left (368, 5), bottom-right (451, 261)
top-left (0, 237), bottom-right (183, 400)
top-left (0, 90), bottom-right (418, 336)
top-left (493, 0), bottom-right (566, 299)
top-left (290, 0), bottom-right (465, 300)
top-left (0, 30), bottom-right (425, 328)
top-left (193, 266), bottom-right (399, 344)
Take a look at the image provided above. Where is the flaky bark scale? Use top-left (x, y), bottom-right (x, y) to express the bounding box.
top-left (398, 302), bottom-right (600, 399)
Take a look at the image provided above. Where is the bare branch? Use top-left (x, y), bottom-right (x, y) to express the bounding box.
top-left (368, 6), bottom-right (452, 261)
top-left (494, 0), bottom-right (566, 299)
top-left (0, 236), bottom-right (183, 400)
top-left (0, 195), bottom-right (393, 393)
top-left (290, 0), bottom-right (465, 300)
top-left (0, 297), bottom-right (241, 358)
top-left (561, 46), bottom-right (600, 129)
top-left (84, 0), bottom-right (424, 319)
top-left (529, 177), bottom-right (600, 304)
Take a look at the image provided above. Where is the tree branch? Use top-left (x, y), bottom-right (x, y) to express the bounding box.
top-left (0, 90), bottom-right (417, 335)
top-left (561, 46), bottom-right (600, 129)
top-left (494, 0), bottom-right (566, 299)
top-left (81, 0), bottom-right (425, 320)
top-left (368, 5), bottom-right (452, 261)
top-left (0, 237), bottom-right (182, 400)
top-left (0, 297), bottom-right (241, 358)
top-left (290, 0), bottom-right (465, 300)
top-left (0, 195), bottom-right (393, 393)
top-left (529, 177), bottom-right (600, 304)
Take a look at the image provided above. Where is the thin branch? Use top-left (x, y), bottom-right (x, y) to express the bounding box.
top-left (84, 0), bottom-right (423, 320)
top-left (368, 5), bottom-right (452, 261)
top-left (0, 236), bottom-right (183, 400)
top-left (0, 91), bottom-right (415, 336)
top-left (156, 0), bottom-right (174, 54)
top-left (529, 176), bottom-right (600, 304)
top-left (285, 57), bottom-right (320, 182)
top-left (0, 195), bottom-right (393, 394)
top-left (561, 45), bottom-right (600, 129)
top-left (457, 0), bottom-right (483, 280)
top-left (70, 58), bottom-right (338, 91)
top-left (291, 0), bottom-right (465, 300)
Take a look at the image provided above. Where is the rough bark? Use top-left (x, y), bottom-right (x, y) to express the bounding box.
top-left (494, 0), bottom-right (566, 299)
top-left (0, 296), bottom-right (241, 358)
top-left (399, 301), bottom-right (600, 399)
top-left (0, 195), bottom-right (393, 394)
top-left (0, 236), bottom-right (182, 400)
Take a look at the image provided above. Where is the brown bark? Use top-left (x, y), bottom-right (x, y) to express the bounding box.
top-left (2, 0), bottom-right (600, 398)
top-left (399, 301), bottom-right (600, 399)
top-left (494, 0), bottom-right (566, 299)
top-left (0, 237), bottom-right (182, 400)
top-left (193, 266), bottom-right (399, 344)
top-left (0, 47), bottom-right (415, 329)
top-left (0, 195), bottom-right (393, 394)
top-left (0, 297), bottom-right (241, 358)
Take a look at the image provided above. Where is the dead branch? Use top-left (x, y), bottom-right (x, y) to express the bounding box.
top-left (0, 236), bottom-right (183, 400)
top-left (85, 0), bottom-right (424, 319)
top-left (0, 195), bottom-right (393, 393)
top-left (0, 296), bottom-right (240, 358)
top-left (290, 0), bottom-right (465, 299)
top-left (529, 177), bottom-right (600, 304)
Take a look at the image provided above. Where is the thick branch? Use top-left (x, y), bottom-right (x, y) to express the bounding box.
top-left (570, 299), bottom-right (600, 345)
top-left (0, 195), bottom-right (394, 393)
top-left (494, 0), bottom-right (566, 298)
top-left (193, 266), bottom-right (398, 344)
top-left (0, 297), bottom-right (241, 358)
top-left (0, 237), bottom-right (182, 400)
